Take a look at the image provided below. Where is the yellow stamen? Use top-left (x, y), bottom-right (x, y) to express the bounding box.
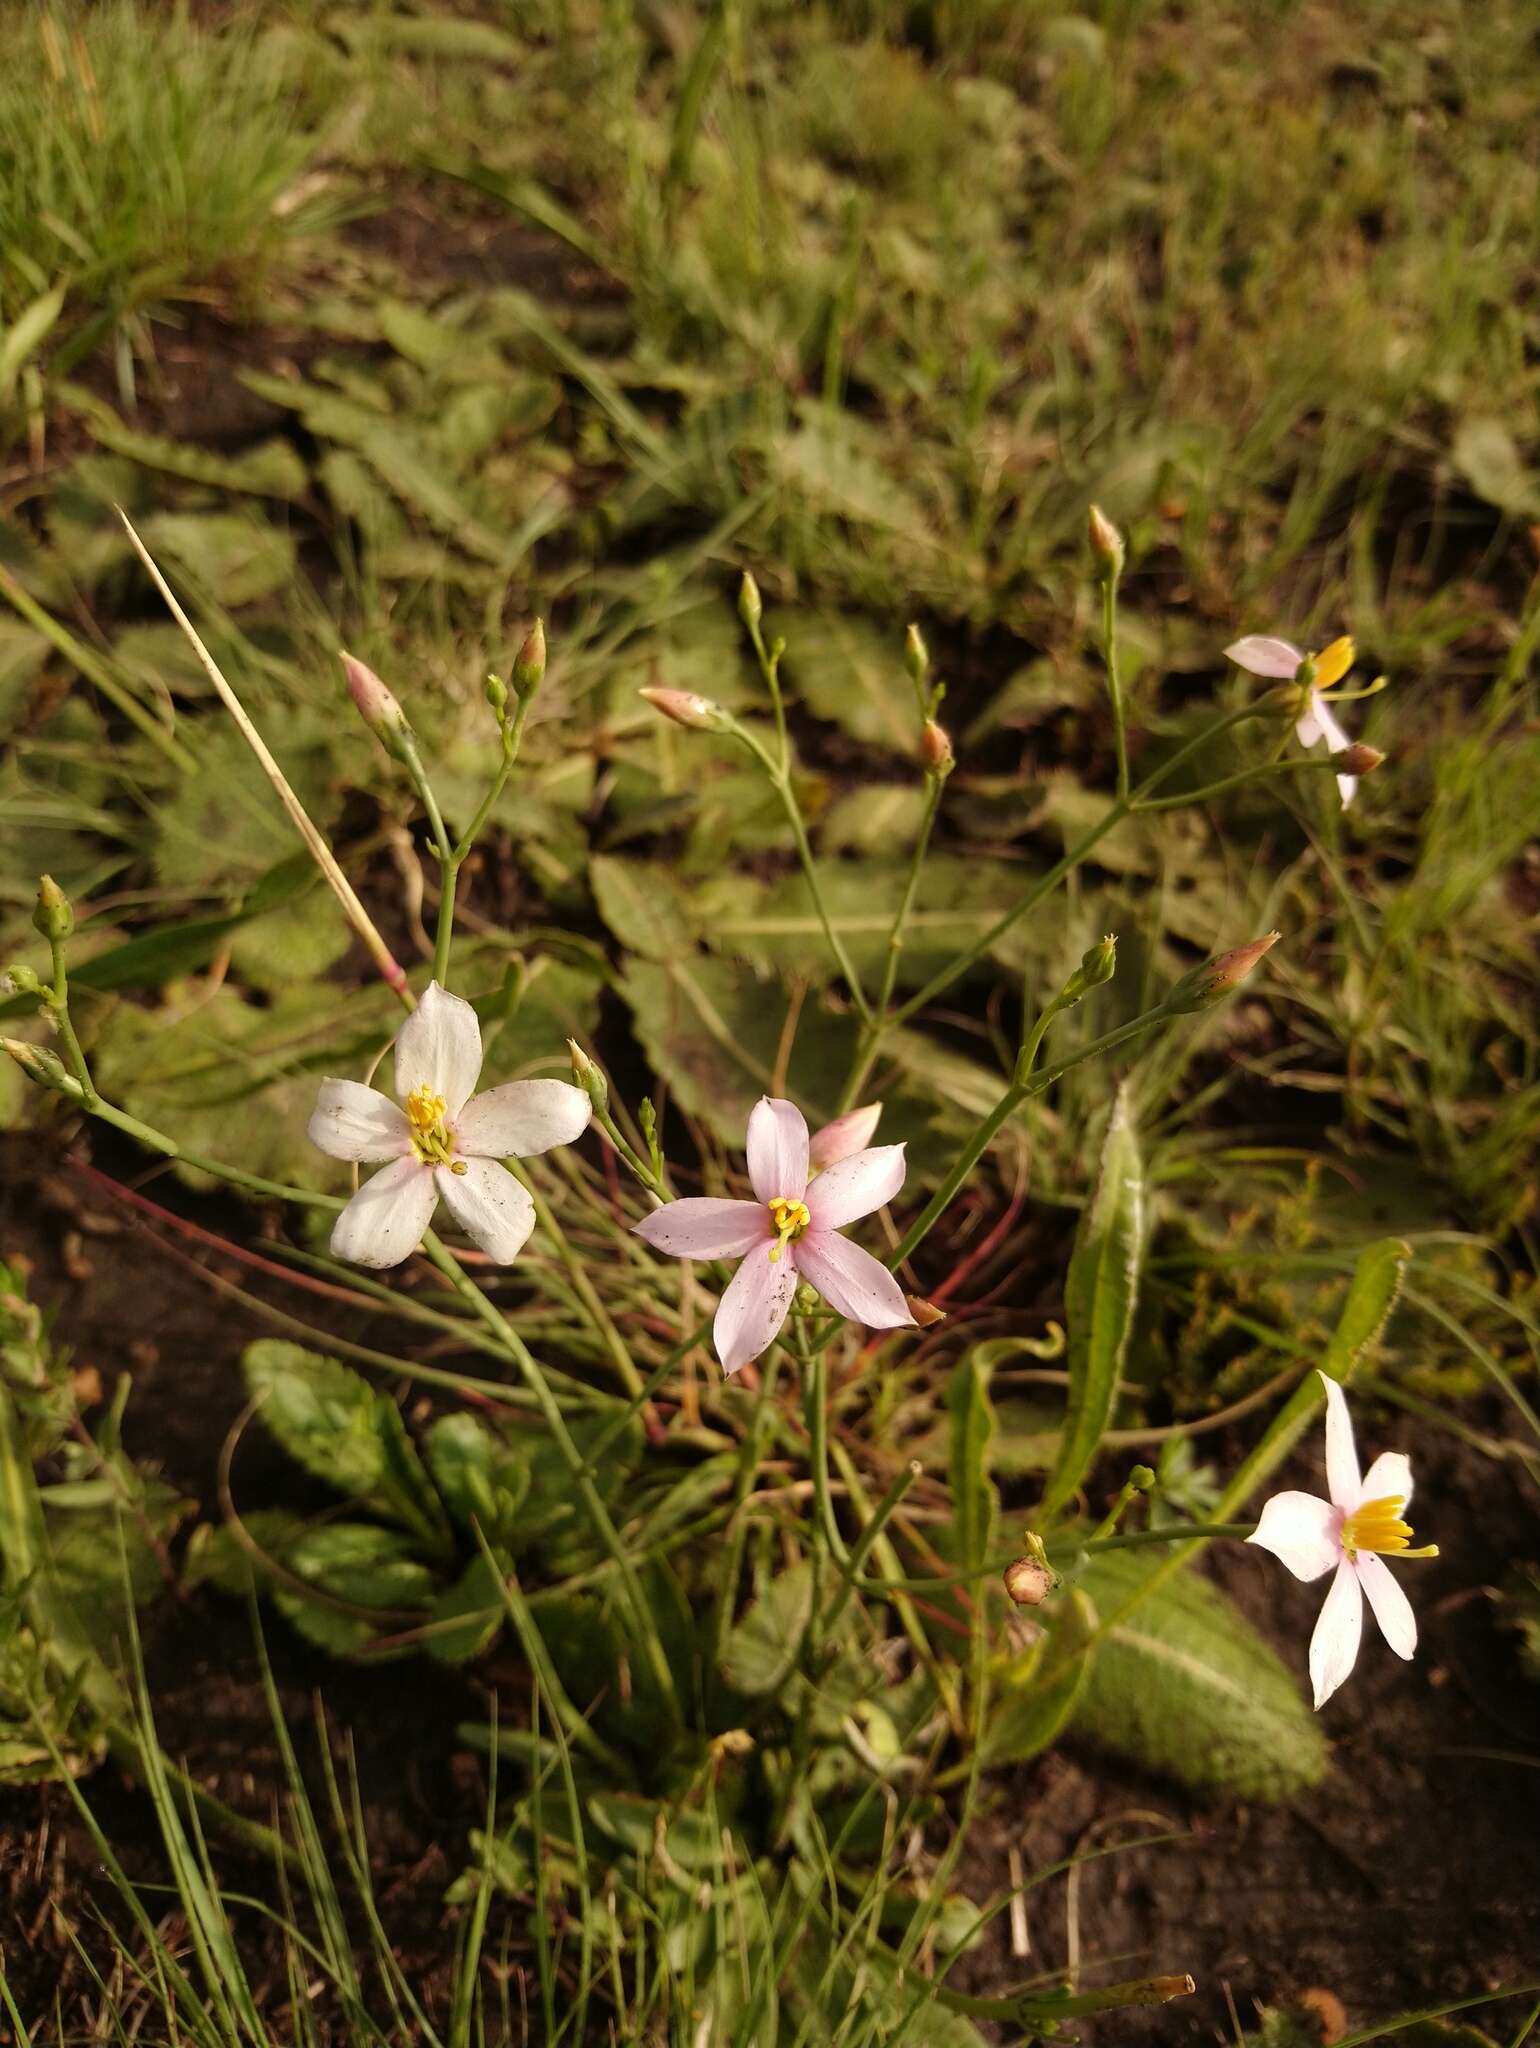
top-left (766, 1195), bottom-right (811, 1263)
top-left (1311, 636), bottom-right (1355, 691)
top-left (1341, 1493), bottom-right (1435, 1560)
top-left (404, 1084), bottom-right (456, 1165)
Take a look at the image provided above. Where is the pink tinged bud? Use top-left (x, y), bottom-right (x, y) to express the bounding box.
top-left (341, 653), bottom-right (408, 743)
top-left (513, 620), bottom-right (546, 697)
top-left (920, 719), bottom-right (954, 775)
top-left (639, 686), bottom-right (735, 734)
top-left (1087, 504), bottom-right (1125, 577)
top-left (809, 1102), bottom-right (882, 1171)
top-left (1003, 1557), bottom-right (1055, 1607)
top-left (1338, 742), bottom-right (1385, 777)
top-left (1166, 930), bottom-right (1280, 1012)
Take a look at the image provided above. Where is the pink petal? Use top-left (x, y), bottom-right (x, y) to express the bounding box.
top-left (803, 1144), bottom-right (907, 1232)
top-left (1247, 1490), bottom-right (1341, 1583)
top-left (395, 981), bottom-right (482, 1116)
top-left (435, 1158), bottom-right (535, 1264)
top-left (713, 1246), bottom-right (798, 1375)
top-left (1319, 1371), bottom-right (1362, 1510)
top-left (1226, 634), bottom-right (1304, 680)
top-left (329, 1156), bottom-right (437, 1269)
top-left (307, 1078), bottom-right (410, 1162)
top-left (1309, 1557), bottom-right (1364, 1710)
top-left (1356, 1553), bottom-right (1417, 1661)
top-left (1359, 1450), bottom-right (1413, 1512)
top-left (455, 1079), bottom-right (591, 1159)
top-left (809, 1103), bottom-right (882, 1172)
top-left (634, 1198), bottom-right (772, 1259)
top-left (745, 1097), bottom-right (810, 1203)
top-left (792, 1230), bottom-right (915, 1331)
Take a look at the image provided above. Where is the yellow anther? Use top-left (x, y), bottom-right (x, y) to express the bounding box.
top-left (766, 1195), bottom-right (811, 1263)
top-left (406, 1085), bottom-right (448, 1131)
top-left (1312, 636), bottom-right (1355, 692)
top-left (1342, 1494), bottom-right (1417, 1558)
top-left (404, 1084), bottom-right (455, 1165)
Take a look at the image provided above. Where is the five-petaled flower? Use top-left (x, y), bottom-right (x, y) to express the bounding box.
top-left (1225, 633), bottom-right (1363, 809)
top-left (309, 981), bottom-right (591, 1269)
top-left (1249, 1371), bottom-right (1438, 1709)
top-left (633, 1096), bottom-right (914, 1375)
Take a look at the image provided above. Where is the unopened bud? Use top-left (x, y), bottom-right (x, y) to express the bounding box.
top-left (341, 653), bottom-right (410, 755)
top-left (737, 571), bottom-right (762, 629)
top-left (2, 1037), bottom-right (70, 1090)
top-left (1338, 742), bottom-right (1384, 777)
top-left (33, 875), bottom-right (73, 941)
top-left (484, 671), bottom-right (508, 718)
top-left (809, 1103), bottom-right (882, 1172)
top-left (639, 686), bottom-right (736, 735)
top-left (1165, 930), bottom-right (1280, 1013)
top-left (920, 719), bottom-right (954, 776)
top-left (906, 1294), bottom-right (947, 1328)
top-left (1, 964), bottom-right (44, 996)
top-left (1061, 931), bottom-right (1117, 1004)
top-left (1087, 504), bottom-right (1125, 579)
top-left (904, 622), bottom-right (929, 684)
top-left (1003, 1557), bottom-right (1055, 1608)
top-left (1127, 1464), bottom-right (1156, 1492)
top-left (567, 1039), bottom-right (608, 1112)
top-left (512, 621), bottom-right (546, 698)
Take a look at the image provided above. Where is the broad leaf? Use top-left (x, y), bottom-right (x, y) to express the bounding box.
top-left (719, 1561), bottom-right (816, 1698)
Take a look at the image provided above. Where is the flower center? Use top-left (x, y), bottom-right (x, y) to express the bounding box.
top-left (1340, 1494), bottom-right (1438, 1561)
top-left (766, 1196), bottom-right (811, 1262)
top-left (404, 1084), bottom-right (461, 1169)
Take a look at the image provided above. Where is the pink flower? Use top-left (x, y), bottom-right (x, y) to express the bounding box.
top-left (1249, 1372), bottom-right (1438, 1708)
top-left (308, 982), bottom-right (591, 1269)
top-left (633, 1096), bottom-right (915, 1374)
top-left (1225, 632), bottom-right (1360, 809)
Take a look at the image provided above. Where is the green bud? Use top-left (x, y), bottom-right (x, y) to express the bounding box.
top-left (1, 964), bottom-right (44, 996)
top-left (484, 671), bottom-right (508, 717)
top-left (567, 1038), bottom-right (609, 1113)
top-left (1059, 931), bottom-right (1117, 1006)
top-left (1088, 504), bottom-right (1125, 580)
top-left (1, 1036), bottom-right (70, 1091)
top-left (513, 621), bottom-right (546, 699)
top-left (1128, 1464), bottom-right (1156, 1493)
top-left (904, 622), bottom-right (929, 685)
top-left (737, 571), bottom-right (762, 630)
top-left (1165, 931), bottom-right (1280, 1013)
top-left (639, 686), bottom-right (737, 735)
top-left (33, 875), bottom-right (73, 941)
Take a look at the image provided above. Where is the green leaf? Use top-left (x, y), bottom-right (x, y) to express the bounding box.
top-left (426, 1413), bottom-right (529, 1543)
top-left (947, 1353), bottom-right (997, 1574)
top-left (1321, 1237), bottom-right (1411, 1381)
top-left (719, 1561), bottom-right (816, 1698)
top-left (1070, 1548), bottom-right (1327, 1800)
top-left (770, 608), bottom-right (915, 751)
top-left (139, 511), bottom-right (298, 607)
top-left (1040, 1087), bottom-right (1145, 1515)
top-left (426, 1554), bottom-right (505, 1665)
top-left (590, 853), bottom-right (699, 961)
top-left (55, 383), bottom-right (307, 498)
top-left (983, 1587), bottom-right (1096, 1766)
top-left (1452, 416), bottom-right (1537, 517)
top-left (0, 282), bottom-right (66, 395)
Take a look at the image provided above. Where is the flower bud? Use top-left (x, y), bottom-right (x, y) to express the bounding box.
top-left (33, 875), bottom-right (73, 941)
top-left (904, 622), bottom-right (929, 685)
top-left (1338, 742), bottom-right (1384, 777)
top-left (737, 572), bottom-right (762, 629)
top-left (906, 1294), bottom-right (947, 1328)
top-left (809, 1103), bottom-right (882, 1172)
top-left (920, 719), bottom-right (954, 776)
top-left (484, 671), bottom-right (508, 718)
top-left (639, 686), bottom-right (736, 734)
top-left (1002, 1557), bottom-right (1055, 1608)
top-left (1, 964), bottom-right (44, 996)
top-left (341, 653), bottom-right (410, 756)
top-left (512, 620), bottom-right (546, 699)
top-left (1060, 931), bottom-right (1117, 1005)
top-left (1127, 1464), bottom-right (1156, 1492)
top-left (1087, 504), bottom-right (1125, 579)
top-left (567, 1039), bottom-right (608, 1113)
top-left (2, 1036), bottom-right (70, 1090)
top-left (1164, 930), bottom-right (1280, 1013)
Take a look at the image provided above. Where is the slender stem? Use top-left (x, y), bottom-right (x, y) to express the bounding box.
top-left (1133, 752), bottom-right (1349, 812)
top-left (709, 1351), bottom-right (782, 1673)
top-left (1102, 570), bottom-right (1129, 803)
top-left (875, 770), bottom-right (947, 1020)
top-left (797, 1319), bottom-right (847, 1564)
top-left (819, 1458), bottom-right (920, 1636)
top-left (46, 936), bottom-right (96, 1106)
top-left (1062, 1519), bottom-right (1255, 1556)
top-left (518, 1169), bottom-right (645, 1399)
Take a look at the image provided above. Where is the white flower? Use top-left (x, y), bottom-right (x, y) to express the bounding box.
top-left (632, 1096), bottom-right (915, 1375)
top-left (308, 982), bottom-right (591, 1269)
top-left (1249, 1371), bottom-right (1438, 1709)
top-left (1225, 632), bottom-right (1360, 808)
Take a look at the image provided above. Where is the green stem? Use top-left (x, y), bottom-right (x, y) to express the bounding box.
top-left (875, 769), bottom-right (947, 1020)
top-left (798, 1319), bottom-right (847, 1564)
top-left (46, 935), bottom-right (96, 1106)
top-left (708, 1350), bottom-right (782, 1673)
top-left (1102, 570), bottom-right (1129, 803)
top-left (819, 1458), bottom-right (920, 1637)
top-left (1132, 752), bottom-right (1351, 812)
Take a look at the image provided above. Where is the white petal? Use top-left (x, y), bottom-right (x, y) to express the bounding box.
top-left (1295, 691), bottom-right (1325, 747)
top-left (1359, 1450), bottom-right (1413, 1512)
top-left (1309, 1558), bottom-right (1364, 1710)
top-left (745, 1097), bottom-right (810, 1203)
top-left (455, 1079), bottom-right (591, 1159)
top-left (1318, 1370), bottom-right (1362, 1509)
top-left (1226, 634), bottom-right (1304, 680)
top-left (804, 1144), bottom-right (907, 1232)
top-left (1356, 1553), bottom-right (1417, 1661)
top-left (1313, 694), bottom-right (1354, 755)
top-left (633, 1198), bottom-right (772, 1259)
top-left (713, 1246), bottom-right (798, 1376)
top-left (307, 1078), bottom-right (410, 1162)
top-left (809, 1104), bottom-right (882, 1172)
top-left (791, 1230), bottom-right (914, 1331)
top-left (329, 1156), bottom-right (438, 1269)
top-left (434, 1158), bottom-right (535, 1264)
top-left (394, 981), bottom-right (482, 1115)
top-left (1335, 770), bottom-right (1359, 811)
top-left (1247, 1490), bottom-right (1342, 1583)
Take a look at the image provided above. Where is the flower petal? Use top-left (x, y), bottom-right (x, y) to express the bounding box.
top-left (434, 1158), bottom-right (535, 1264)
top-left (809, 1103), bottom-right (882, 1173)
top-left (803, 1144), bottom-right (907, 1232)
top-left (395, 981), bottom-right (482, 1115)
top-left (1309, 1557), bottom-right (1364, 1710)
top-left (329, 1156), bottom-right (437, 1269)
top-left (1226, 634), bottom-right (1303, 680)
top-left (1334, 769), bottom-right (1359, 811)
top-left (713, 1246), bottom-right (798, 1375)
top-left (1359, 1450), bottom-right (1413, 1512)
top-left (1312, 692), bottom-right (1354, 755)
top-left (745, 1097), bottom-right (810, 1203)
top-left (792, 1230), bottom-right (915, 1331)
top-left (307, 1078), bottom-right (410, 1162)
top-left (1247, 1490), bottom-right (1341, 1583)
top-left (633, 1198), bottom-right (772, 1259)
top-left (455, 1079), bottom-right (591, 1159)
top-left (1318, 1370), bottom-right (1362, 1510)
top-left (1356, 1552), bottom-right (1417, 1661)
top-left (1313, 636), bottom-right (1355, 691)
top-left (1295, 690), bottom-right (1326, 748)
